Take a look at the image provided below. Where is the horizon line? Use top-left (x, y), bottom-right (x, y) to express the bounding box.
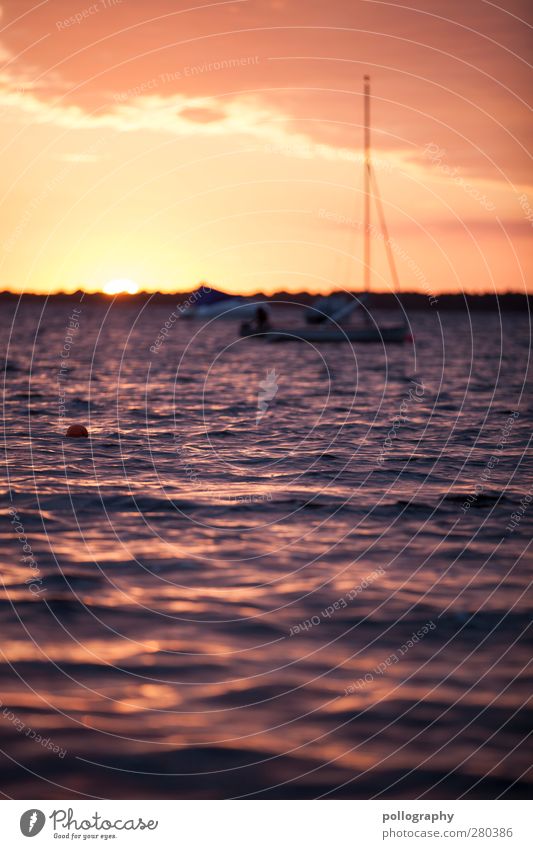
top-left (0, 288), bottom-right (531, 298)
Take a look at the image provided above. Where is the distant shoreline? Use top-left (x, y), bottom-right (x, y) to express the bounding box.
top-left (0, 290), bottom-right (531, 312)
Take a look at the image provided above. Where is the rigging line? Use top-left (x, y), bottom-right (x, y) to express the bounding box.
top-left (369, 164), bottom-right (402, 293)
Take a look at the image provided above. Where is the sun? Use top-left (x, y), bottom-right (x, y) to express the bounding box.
top-left (102, 278), bottom-right (140, 295)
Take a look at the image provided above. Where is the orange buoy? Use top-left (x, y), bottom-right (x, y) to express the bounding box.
top-left (66, 424), bottom-right (88, 438)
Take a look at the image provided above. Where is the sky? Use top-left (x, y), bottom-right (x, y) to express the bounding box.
top-left (0, 0), bottom-right (531, 295)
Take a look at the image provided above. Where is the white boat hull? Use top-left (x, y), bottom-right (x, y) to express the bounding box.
top-left (183, 301), bottom-right (262, 320)
top-left (242, 325), bottom-right (407, 343)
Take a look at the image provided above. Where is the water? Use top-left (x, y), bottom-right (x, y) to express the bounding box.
top-left (1, 297), bottom-right (532, 798)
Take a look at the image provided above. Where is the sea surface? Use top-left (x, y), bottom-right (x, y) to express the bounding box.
top-left (1, 296), bottom-right (532, 799)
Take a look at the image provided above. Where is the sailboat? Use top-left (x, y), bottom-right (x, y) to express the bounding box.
top-left (241, 76), bottom-right (408, 344)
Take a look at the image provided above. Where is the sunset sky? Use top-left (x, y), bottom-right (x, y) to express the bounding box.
top-left (0, 0), bottom-right (531, 295)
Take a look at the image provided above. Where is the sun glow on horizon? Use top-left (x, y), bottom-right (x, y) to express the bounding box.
top-left (102, 279), bottom-right (140, 296)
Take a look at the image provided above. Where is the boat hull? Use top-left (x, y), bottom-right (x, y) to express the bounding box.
top-left (241, 325), bottom-right (407, 343)
top-left (183, 300), bottom-right (265, 320)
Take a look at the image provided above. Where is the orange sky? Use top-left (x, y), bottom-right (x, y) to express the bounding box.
top-left (0, 0), bottom-right (531, 295)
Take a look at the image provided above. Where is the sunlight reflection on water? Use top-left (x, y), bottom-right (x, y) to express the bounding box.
top-left (1, 299), bottom-right (532, 798)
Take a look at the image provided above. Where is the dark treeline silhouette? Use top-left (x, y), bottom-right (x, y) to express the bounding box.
top-left (0, 290), bottom-right (531, 312)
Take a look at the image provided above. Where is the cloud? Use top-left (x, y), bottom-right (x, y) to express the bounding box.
top-left (0, 0), bottom-right (529, 185)
top-left (179, 105), bottom-right (226, 123)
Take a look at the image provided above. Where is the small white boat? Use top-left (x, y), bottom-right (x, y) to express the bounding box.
top-left (183, 287), bottom-right (265, 320)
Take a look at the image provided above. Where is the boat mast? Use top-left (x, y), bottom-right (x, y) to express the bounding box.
top-left (363, 74), bottom-right (371, 292)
